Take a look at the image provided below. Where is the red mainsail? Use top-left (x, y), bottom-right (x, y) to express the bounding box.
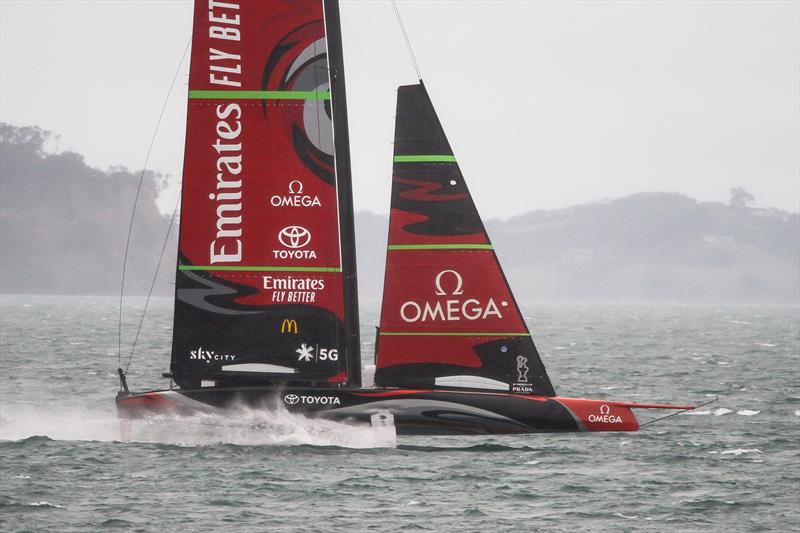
top-left (170, 0), bottom-right (359, 389)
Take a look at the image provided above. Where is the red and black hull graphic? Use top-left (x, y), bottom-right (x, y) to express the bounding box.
top-left (171, 0), bottom-right (359, 389)
top-left (376, 83), bottom-right (553, 396)
top-left (117, 387), bottom-right (692, 436)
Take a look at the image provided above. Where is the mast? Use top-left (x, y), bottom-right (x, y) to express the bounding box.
top-left (324, 0), bottom-right (361, 387)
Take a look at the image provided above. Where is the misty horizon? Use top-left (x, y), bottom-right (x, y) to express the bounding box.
top-left (4, 120), bottom-right (797, 220)
top-left (2, 122), bottom-right (797, 304)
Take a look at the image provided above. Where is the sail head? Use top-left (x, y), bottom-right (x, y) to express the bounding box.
top-left (375, 83), bottom-right (554, 396)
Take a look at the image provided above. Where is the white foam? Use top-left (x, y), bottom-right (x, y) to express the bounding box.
top-left (719, 448), bottom-right (762, 456)
top-left (736, 410), bottom-right (760, 416)
top-left (614, 513), bottom-right (638, 520)
top-left (685, 410), bottom-right (712, 415)
top-left (795, 410), bottom-right (800, 417)
top-left (754, 343), bottom-right (777, 347)
top-left (714, 408), bottom-right (733, 416)
top-left (0, 403), bottom-right (396, 449)
top-left (28, 501), bottom-right (65, 508)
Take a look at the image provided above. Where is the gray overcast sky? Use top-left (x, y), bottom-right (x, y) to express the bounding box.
top-left (1, 0), bottom-right (798, 217)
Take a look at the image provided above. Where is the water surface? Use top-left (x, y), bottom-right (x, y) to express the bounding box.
top-left (1, 296), bottom-right (798, 531)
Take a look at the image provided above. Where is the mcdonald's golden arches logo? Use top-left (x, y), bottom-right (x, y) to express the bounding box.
top-left (281, 319), bottom-right (298, 334)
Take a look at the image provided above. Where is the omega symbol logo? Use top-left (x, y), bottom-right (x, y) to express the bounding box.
top-left (288, 180), bottom-right (303, 194)
top-left (278, 226), bottom-right (311, 249)
top-left (434, 270), bottom-right (464, 296)
top-left (600, 404), bottom-right (610, 415)
top-left (284, 394), bottom-right (300, 405)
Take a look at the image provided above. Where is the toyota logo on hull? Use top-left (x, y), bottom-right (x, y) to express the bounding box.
top-left (278, 226), bottom-right (311, 249)
top-left (284, 394), bottom-right (300, 405)
top-left (282, 394), bottom-right (341, 406)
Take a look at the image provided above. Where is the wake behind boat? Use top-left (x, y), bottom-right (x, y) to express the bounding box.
top-left (116, 0), bottom-right (692, 435)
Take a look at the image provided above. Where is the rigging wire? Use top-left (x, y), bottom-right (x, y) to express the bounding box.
top-left (639, 396), bottom-right (719, 429)
top-left (117, 37), bottom-right (191, 371)
top-left (391, 0), bottom-right (423, 81)
top-left (124, 194), bottom-right (181, 373)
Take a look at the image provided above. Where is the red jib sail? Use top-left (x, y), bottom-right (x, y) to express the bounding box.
top-left (375, 83), bottom-right (554, 396)
top-left (170, 0), bottom-right (360, 389)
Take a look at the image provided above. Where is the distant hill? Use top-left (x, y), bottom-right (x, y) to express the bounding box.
top-left (0, 123), bottom-right (171, 295)
top-left (486, 193), bottom-right (799, 303)
top-left (354, 193), bottom-right (799, 304)
top-left (1, 122), bottom-right (798, 303)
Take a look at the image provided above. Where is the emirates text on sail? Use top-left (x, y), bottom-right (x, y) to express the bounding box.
top-left (263, 275), bottom-right (325, 303)
top-left (208, 0), bottom-right (244, 264)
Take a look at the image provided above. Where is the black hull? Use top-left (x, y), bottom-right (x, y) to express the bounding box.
top-left (115, 386), bottom-right (683, 435)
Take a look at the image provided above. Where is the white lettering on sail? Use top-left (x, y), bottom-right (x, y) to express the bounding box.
top-left (189, 346), bottom-right (237, 364)
top-left (270, 180), bottom-right (322, 208)
top-left (295, 344), bottom-right (339, 363)
top-left (208, 1), bottom-right (241, 86)
top-left (210, 103), bottom-right (243, 264)
top-left (272, 226), bottom-right (317, 261)
top-left (400, 270), bottom-right (507, 323)
top-left (263, 275), bottom-right (326, 303)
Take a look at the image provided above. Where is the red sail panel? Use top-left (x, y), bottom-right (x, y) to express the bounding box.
top-left (170, 0), bottom-right (358, 389)
top-left (380, 250), bottom-right (526, 334)
top-left (375, 83), bottom-right (554, 396)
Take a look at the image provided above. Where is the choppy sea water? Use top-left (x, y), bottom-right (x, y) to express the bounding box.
top-left (0, 295), bottom-right (798, 532)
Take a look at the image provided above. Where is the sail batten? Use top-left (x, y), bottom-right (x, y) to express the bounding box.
top-left (169, 0), bottom-right (359, 390)
top-left (380, 332), bottom-right (531, 337)
top-left (178, 265), bottom-right (342, 272)
top-left (387, 244), bottom-right (493, 250)
top-left (188, 90), bottom-right (331, 100)
top-left (393, 155), bottom-right (457, 163)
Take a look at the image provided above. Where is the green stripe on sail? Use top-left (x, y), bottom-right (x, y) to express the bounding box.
top-left (388, 244), bottom-right (493, 251)
top-left (380, 332), bottom-right (530, 337)
top-left (179, 265), bottom-right (342, 272)
top-left (393, 155), bottom-right (457, 163)
top-left (189, 90), bottom-right (331, 100)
